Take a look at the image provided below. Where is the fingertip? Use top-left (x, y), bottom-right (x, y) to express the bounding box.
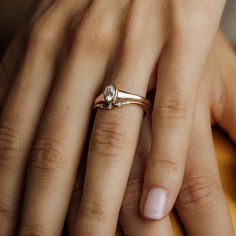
top-left (141, 187), bottom-right (169, 221)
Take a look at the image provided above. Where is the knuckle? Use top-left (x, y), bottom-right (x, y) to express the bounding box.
top-left (89, 120), bottom-right (128, 156)
top-left (0, 203), bottom-right (12, 224)
top-left (0, 212), bottom-right (15, 235)
top-left (192, 0), bottom-right (225, 13)
top-left (72, 9), bottom-right (115, 53)
top-left (28, 17), bottom-right (58, 51)
top-left (0, 123), bottom-right (24, 167)
top-left (149, 150), bottom-right (180, 174)
top-left (79, 199), bottom-right (109, 223)
top-left (172, 0), bottom-right (225, 34)
top-left (30, 137), bottom-right (67, 173)
top-left (178, 174), bottom-right (220, 210)
top-left (155, 98), bottom-right (188, 121)
top-left (19, 226), bottom-right (47, 236)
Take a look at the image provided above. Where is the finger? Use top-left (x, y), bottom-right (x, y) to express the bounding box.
top-left (74, 1), bottom-right (165, 235)
top-left (0, 1), bottom-right (85, 235)
top-left (67, 117), bottom-right (174, 236)
top-left (66, 158), bottom-right (86, 235)
top-left (141, 1), bottom-right (225, 220)
top-left (120, 117), bottom-right (174, 236)
top-left (0, 0), bottom-right (57, 107)
top-left (210, 32), bottom-right (236, 142)
top-left (66, 129), bottom-right (92, 235)
top-left (19, 1), bottom-right (125, 235)
top-left (176, 95), bottom-right (234, 235)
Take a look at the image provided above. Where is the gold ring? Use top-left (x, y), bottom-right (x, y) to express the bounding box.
top-left (93, 84), bottom-right (151, 114)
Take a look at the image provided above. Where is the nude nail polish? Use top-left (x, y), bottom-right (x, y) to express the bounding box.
top-left (144, 188), bottom-right (167, 220)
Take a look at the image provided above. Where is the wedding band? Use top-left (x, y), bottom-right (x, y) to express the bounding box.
top-left (93, 84), bottom-right (151, 114)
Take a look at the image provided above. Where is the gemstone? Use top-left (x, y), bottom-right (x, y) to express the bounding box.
top-left (103, 84), bottom-right (116, 102)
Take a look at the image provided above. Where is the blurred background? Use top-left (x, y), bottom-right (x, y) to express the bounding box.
top-left (221, 0), bottom-right (236, 48)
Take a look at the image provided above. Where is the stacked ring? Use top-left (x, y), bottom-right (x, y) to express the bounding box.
top-left (93, 84), bottom-right (151, 115)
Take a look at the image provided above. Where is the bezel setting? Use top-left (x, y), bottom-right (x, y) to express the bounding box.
top-left (103, 84), bottom-right (117, 103)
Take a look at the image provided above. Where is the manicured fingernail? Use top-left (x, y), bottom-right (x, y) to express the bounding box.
top-left (144, 188), bottom-right (167, 220)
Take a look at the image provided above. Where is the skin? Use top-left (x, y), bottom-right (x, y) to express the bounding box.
top-left (0, 0), bottom-right (234, 235)
top-left (66, 32), bottom-right (236, 236)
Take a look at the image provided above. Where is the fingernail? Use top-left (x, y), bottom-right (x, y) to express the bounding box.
top-left (144, 188), bottom-right (167, 220)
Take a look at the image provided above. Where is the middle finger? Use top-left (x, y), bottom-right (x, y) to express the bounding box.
top-left (19, 0), bottom-right (125, 235)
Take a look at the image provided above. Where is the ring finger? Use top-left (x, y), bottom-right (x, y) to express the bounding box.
top-left (74, 1), bottom-right (165, 235)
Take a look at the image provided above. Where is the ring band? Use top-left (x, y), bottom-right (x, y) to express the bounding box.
top-left (93, 84), bottom-right (151, 114)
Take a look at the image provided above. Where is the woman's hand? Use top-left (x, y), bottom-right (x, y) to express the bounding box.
top-left (66, 32), bottom-right (236, 236)
top-left (0, 0), bottom-right (230, 235)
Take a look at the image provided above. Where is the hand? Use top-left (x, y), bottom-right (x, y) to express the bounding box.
top-left (66, 32), bottom-right (236, 235)
top-left (0, 0), bottom-right (228, 235)
top-left (69, 1), bottom-right (226, 235)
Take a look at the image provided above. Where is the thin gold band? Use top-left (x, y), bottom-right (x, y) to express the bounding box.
top-left (93, 84), bottom-right (151, 115)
